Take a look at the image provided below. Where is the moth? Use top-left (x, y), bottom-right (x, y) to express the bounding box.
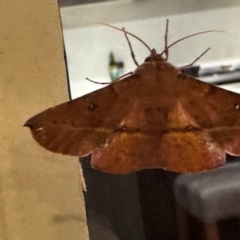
top-left (25, 21), bottom-right (240, 174)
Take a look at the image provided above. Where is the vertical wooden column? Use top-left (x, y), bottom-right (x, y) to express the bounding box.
top-left (0, 1), bottom-right (88, 240)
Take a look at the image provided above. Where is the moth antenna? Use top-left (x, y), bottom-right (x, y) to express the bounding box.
top-left (163, 19), bottom-right (169, 60)
top-left (86, 78), bottom-right (110, 85)
top-left (179, 47), bottom-right (211, 70)
top-left (91, 22), bottom-right (152, 53)
top-left (122, 27), bottom-right (139, 66)
top-left (160, 30), bottom-right (224, 57)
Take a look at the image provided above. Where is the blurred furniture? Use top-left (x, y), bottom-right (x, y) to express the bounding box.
top-left (80, 156), bottom-right (179, 240)
top-left (174, 161), bottom-right (240, 240)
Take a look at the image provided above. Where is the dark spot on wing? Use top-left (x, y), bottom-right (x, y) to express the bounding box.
top-left (205, 85), bottom-right (218, 95)
top-left (164, 126), bottom-right (201, 134)
top-left (177, 74), bottom-right (187, 80)
top-left (145, 107), bottom-right (152, 114)
top-left (115, 125), bottom-right (129, 133)
top-left (88, 103), bottom-right (97, 111)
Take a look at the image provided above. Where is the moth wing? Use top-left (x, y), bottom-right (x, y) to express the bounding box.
top-left (154, 74), bottom-right (240, 173)
top-left (178, 74), bottom-right (240, 155)
top-left (90, 73), bottom-right (240, 174)
top-left (25, 74), bottom-right (140, 157)
top-left (91, 130), bottom-right (225, 174)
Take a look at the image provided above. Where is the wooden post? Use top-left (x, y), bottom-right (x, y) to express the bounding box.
top-left (0, 1), bottom-right (88, 240)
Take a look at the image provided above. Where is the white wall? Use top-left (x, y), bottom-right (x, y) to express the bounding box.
top-left (61, 3), bottom-right (240, 99)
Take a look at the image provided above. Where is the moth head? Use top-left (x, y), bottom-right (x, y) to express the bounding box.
top-left (145, 49), bottom-right (166, 62)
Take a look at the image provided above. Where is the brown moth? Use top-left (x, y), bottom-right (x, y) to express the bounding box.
top-left (25, 21), bottom-right (240, 174)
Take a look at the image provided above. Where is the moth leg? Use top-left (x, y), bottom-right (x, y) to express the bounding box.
top-left (122, 27), bottom-right (139, 67)
top-left (86, 72), bottom-right (133, 85)
top-left (163, 19), bottom-right (169, 60)
top-left (114, 71), bottom-right (134, 82)
top-left (179, 48), bottom-right (210, 70)
top-left (86, 77), bottom-right (110, 85)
